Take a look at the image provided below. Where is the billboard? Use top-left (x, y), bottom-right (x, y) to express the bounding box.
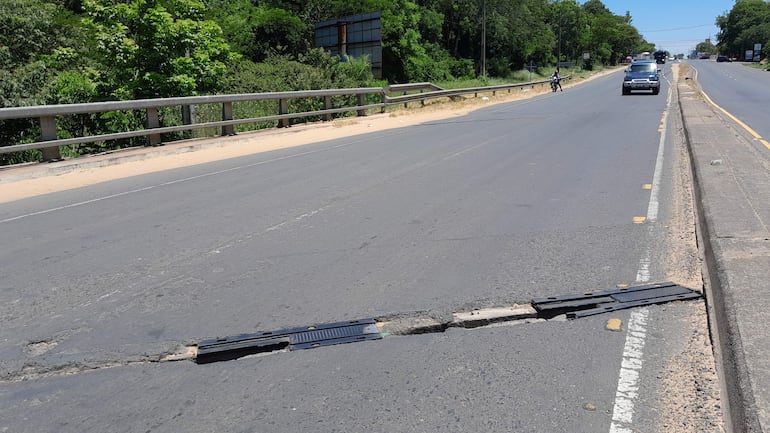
top-left (315, 12), bottom-right (383, 78)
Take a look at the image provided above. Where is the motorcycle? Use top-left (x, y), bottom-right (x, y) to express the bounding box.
top-left (550, 75), bottom-right (561, 92)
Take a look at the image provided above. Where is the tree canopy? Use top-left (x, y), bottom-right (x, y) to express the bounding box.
top-left (2, 0), bottom-right (654, 98)
top-left (716, 0), bottom-right (770, 60)
top-left (82, 0), bottom-right (238, 99)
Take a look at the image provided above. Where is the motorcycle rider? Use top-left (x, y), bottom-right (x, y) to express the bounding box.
top-left (551, 67), bottom-right (562, 92)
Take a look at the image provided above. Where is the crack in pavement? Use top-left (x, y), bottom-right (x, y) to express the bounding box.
top-left (1, 302), bottom-right (546, 381)
top-left (1, 346), bottom-right (195, 384)
top-left (3, 284), bottom-right (701, 378)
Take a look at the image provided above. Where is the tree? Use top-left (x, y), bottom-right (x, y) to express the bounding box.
top-left (206, 1), bottom-right (311, 62)
top-left (581, 1), bottom-right (650, 65)
top-left (549, 0), bottom-right (590, 63)
top-left (696, 40), bottom-right (717, 55)
top-left (0, 0), bottom-right (82, 71)
top-left (0, 0), bottom-right (89, 164)
top-left (582, 0), bottom-right (610, 16)
top-left (82, 0), bottom-right (238, 99)
top-left (716, 0), bottom-right (770, 59)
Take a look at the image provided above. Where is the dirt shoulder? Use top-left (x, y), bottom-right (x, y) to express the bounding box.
top-left (0, 68), bottom-right (620, 203)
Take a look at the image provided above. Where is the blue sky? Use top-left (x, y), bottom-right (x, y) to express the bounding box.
top-left (598, 0), bottom-right (733, 55)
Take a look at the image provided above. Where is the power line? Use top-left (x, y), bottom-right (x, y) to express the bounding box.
top-left (640, 23), bottom-right (716, 33)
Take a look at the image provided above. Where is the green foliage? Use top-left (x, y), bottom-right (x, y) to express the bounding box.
top-left (249, 8), bottom-right (310, 61)
top-left (206, 1), bottom-right (310, 62)
top-left (82, 0), bottom-right (238, 99)
top-left (221, 49), bottom-right (381, 127)
top-left (696, 40), bottom-right (718, 55)
top-left (578, 2), bottom-right (652, 65)
top-left (0, 0), bottom-right (82, 68)
top-left (46, 71), bottom-right (98, 105)
top-left (0, 0), bottom-right (89, 164)
top-left (717, 0), bottom-right (770, 59)
top-left (226, 49), bottom-right (377, 93)
top-left (582, 0), bottom-right (610, 16)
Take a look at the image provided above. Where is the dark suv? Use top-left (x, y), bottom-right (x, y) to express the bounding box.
top-left (622, 60), bottom-right (660, 95)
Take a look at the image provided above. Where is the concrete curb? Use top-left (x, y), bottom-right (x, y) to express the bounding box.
top-left (678, 67), bottom-right (770, 433)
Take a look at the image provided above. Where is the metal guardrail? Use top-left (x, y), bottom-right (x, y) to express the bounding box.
top-left (384, 77), bottom-right (568, 105)
top-left (0, 76), bottom-right (569, 161)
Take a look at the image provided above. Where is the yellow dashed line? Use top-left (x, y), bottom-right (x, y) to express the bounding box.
top-left (658, 111), bottom-right (668, 133)
top-left (642, 183), bottom-right (652, 190)
top-left (633, 216), bottom-right (646, 224)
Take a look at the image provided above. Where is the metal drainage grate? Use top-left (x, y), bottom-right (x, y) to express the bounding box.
top-left (196, 319), bottom-right (382, 364)
top-left (531, 282), bottom-right (702, 319)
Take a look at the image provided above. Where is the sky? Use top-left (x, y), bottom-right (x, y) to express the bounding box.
top-left (598, 0), bottom-right (734, 55)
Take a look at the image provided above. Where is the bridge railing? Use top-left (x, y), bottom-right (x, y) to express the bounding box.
top-left (0, 76), bottom-right (568, 162)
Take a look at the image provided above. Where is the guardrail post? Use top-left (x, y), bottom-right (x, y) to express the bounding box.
top-left (357, 94), bottom-right (366, 117)
top-left (39, 115), bottom-right (61, 161)
top-left (323, 96), bottom-right (332, 121)
top-left (278, 98), bottom-right (289, 128)
top-left (182, 105), bottom-right (195, 126)
top-left (381, 93), bottom-right (386, 113)
top-left (221, 102), bottom-right (235, 136)
top-left (403, 91), bottom-right (408, 109)
top-left (421, 90), bottom-right (425, 107)
top-left (146, 107), bottom-right (161, 146)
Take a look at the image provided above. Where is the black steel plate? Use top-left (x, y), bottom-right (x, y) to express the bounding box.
top-left (196, 319), bottom-right (382, 364)
top-left (531, 282), bottom-right (701, 319)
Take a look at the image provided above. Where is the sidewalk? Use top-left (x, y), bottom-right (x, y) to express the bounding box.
top-left (678, 67), bottom-right (770, 433)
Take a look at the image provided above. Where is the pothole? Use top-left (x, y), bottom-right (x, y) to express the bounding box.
top-left (25, 340), bottom-right (58, 357)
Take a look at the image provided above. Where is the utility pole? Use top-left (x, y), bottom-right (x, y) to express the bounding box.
top-left (481, 0), bottom-right (486, 77)
top-left (557, 0), bottom-right (562, 66)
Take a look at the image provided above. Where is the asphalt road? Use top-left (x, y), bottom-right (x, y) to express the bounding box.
top-left (689, 59), bottom-right (770, 145)
top-left (0, 65), bottom-right (719, 432)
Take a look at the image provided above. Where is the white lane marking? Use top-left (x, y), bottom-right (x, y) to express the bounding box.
top-left (610, 81), bottom-right (673, 433)
top-left (609, 308), bottom-right (650, 432)
top-left (646, 87), bottom-right (672, 222)
top-left (265, 207), bottom-right (327, 233)
top-left (635, 257), bottom-right (651, 284)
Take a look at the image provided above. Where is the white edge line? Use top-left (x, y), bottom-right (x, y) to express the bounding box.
top-left (610, 83), bottom-right (671, 432)
top-left (646, 86), bottom-right (672, 222)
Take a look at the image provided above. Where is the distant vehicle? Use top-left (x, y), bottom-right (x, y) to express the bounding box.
top-left (622, 60), bottom-right (661, 95)
top-left (654, 50), bottom-right (667, 64)
top-left (716, 55), bottom-right (732, 63)
top-left (638, 51), bottom-right (652, 60)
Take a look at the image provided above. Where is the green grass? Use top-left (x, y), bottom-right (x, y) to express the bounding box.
top-left (743, 61), bottom-right (770, 71)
